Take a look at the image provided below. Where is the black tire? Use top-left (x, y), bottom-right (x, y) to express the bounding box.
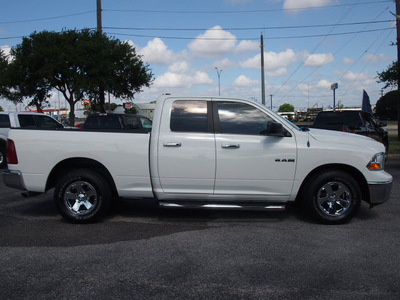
top-left (54, 169), bottom-right (112, 223)
top-left (0, 144), bottom-right (6, 169)
top-left (302, 170), bottom-right (361, 224)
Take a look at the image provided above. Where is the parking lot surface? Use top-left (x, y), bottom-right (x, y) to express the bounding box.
top-left (0, 159), bottom-right (399, 299)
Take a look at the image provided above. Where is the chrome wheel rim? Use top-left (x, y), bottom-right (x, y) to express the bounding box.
top-left (64, 181), bottom-right (98, 215)
top-left (317, 181), bottom-right (351, 216)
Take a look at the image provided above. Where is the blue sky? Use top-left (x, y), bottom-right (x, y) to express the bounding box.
top-left (0, 0), bottom-right (396, 111)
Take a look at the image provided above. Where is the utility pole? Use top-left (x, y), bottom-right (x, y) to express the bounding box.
top-left (97, 0), bottom-right (102, 33)
top-left (396, 0), bottom-right (400, 140)
top-left (261, 33), bottom-right (265, 105)
top-left (97, 0), bottom-right (106, 112)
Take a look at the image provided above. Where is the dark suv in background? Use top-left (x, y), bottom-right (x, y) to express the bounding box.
top-left (312, 110), bottom-right (389, 153)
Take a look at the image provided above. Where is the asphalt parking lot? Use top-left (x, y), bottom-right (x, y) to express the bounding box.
top-left (0, 159), bottom-right (399, 299)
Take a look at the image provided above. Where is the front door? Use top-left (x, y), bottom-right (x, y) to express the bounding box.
top-left (213, 101), bottom-right (297, 200)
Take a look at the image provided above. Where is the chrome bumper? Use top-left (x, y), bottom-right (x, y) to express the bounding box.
top-left (2, 170), bottom-right (27, 191)
top-left (368, 181), bottom-right (392, 207)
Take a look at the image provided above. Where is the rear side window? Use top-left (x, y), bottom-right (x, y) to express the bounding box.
top-left (122, 115), bottom-right (141, 129)
top-left (314, 112), bottom-right (362, 127)
top-left (84, 115), bottom-right (121, 129)
top-left (0, 115), bottom-right (10, 128)
top-left (140, 117), bottom-right (152, 129)
top-left (18, 115), bottom-right (36, 128)
top-left (36, 115), bottom-right (62, 128)
top-left (170, 100), bottom-right (209, 133)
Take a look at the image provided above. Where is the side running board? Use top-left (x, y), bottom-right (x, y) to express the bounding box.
top-left (158, 202), bottom-right (286, 211)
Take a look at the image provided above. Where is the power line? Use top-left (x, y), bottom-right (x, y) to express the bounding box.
top-left (106, 27), bottom-right (391, 41)
top-left (0, 11), bottom-right (95, 25)
top-left (103, 20), bottom-right (392, 32)
top-left (103, 1), bottom-right (392, 14)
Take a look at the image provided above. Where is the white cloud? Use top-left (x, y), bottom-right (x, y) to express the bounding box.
top-left (343, 57), bottom-right (354, 65)
top-left (236, 40), bottom-right (259, 52)
top-left (283, 0), bottom-right (333, 12)
top-left (240, 49), bottom-right (297, 71)
top-left (266, 67), bottom-right (288, 77)
top-left (317, 79), bottom-right (331, 89)
top-left (168, 61), bottom-right (190, 73)
top-left (362, 53), bottom-right (392, 63)
top-left (1, 46), bottom-right (12, 62)
top-left (213, 58), bottom-right (236, 70)
top-left (233, 75), bottom-right (259, 87)
top-left (154, 70), bottom-right (213, 88)
top-left (135, 38), bottom-right (185, 65)
top-left (341, 71), bottom-right (368, 82)
top-left (189, 26), bottom-right (237, 58)
top-left (302, 52), bottom-right (334, 67)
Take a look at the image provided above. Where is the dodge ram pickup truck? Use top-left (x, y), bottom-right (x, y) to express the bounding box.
top-left (3, 96), bottom-right (393, 224)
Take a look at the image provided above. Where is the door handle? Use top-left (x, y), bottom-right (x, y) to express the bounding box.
top-left (221, 144), bottom-right (240, 149)
top-left (163, 142), bottom-right (182, 147)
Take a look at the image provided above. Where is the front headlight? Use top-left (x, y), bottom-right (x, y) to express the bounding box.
top-left (367, 152), bottom-right (385, 171)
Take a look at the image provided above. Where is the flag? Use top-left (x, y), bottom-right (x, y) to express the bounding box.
top-left (362, 90), bottom-right (373, 114)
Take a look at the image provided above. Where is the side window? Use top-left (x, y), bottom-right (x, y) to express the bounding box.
top-left (170, 100), bottom-right (209, 133)
top-left (36, 115), bottom-right (61, 128)
top-left (122, 115), bottom-right (141, 129)
top-left (217, 102), bottom-right (274, 135)
top-left (0, 115), bottom-right (10, 128)
top-left (140, 117), bottom-right (152, 129)
top-left (18, 115), bottom-right (36, 128)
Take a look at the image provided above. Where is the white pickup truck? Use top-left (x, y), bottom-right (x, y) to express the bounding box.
top-left (3, 96), bottom-right (392, 224)
top-left (0, 112), bottom-right (63, 168)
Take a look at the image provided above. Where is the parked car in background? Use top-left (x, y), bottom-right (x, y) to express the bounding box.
top-left (0, 112), bottom-right (63, 168)
top-left (83, 113), bottom-right (152, 131)
top-left (311, 110), bottom-right (389, 153)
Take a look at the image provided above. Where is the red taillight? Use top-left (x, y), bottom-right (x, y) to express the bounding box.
top-left (6, 139), bottom-right (18, 164)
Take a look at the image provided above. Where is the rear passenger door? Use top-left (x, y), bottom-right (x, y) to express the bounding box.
top-left (157, 99), bottom-right (216, 194)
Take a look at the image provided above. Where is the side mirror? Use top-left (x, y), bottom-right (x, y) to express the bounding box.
top-left (265, 122), bottom-right (287, 137)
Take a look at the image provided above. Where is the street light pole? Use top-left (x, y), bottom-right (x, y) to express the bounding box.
top-left (215, 67), bottom-right (222, 96)
top-left (331, 83), bottom-right (338, 112)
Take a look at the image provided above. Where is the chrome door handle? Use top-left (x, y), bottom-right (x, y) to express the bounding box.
top-left (221, 144), bottom-right (240, 149)
top-left (163, 142), bottom-right (182, 147)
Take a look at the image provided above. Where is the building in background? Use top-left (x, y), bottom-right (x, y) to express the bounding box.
top-left (132, 103), bottom-right (155, 119)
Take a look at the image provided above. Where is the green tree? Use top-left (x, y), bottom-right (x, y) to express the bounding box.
top-left (377, 61), bottom-right (400, 90)
top-left (278, 103), bottom-right (295, 112)
top-left (2, 29), bottom-right (153, 125)
top-left (375, 90), bottom-right (398, 120)
top-left (0, 105), bottom-right (3, 112)
top-left (125, 107), bottom-right (137, 114)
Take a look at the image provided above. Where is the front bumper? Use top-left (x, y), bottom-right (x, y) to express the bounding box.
top-left (2, 170), bottom-right (26, 191)
top-left (368, 180), bottom-right (392, 207)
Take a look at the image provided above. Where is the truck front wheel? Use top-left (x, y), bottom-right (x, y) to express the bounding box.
top-left (302, 170), bottom-right (361, 224)
top-left (54, 169), bottom-right (112, 223)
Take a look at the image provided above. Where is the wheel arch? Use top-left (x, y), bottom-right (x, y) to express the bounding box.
top-left (296, 163), bottom-right (370, 204)
top-left (46, 157), bottom-right (118, 196)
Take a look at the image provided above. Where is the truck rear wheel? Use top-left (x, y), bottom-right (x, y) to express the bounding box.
top-left (54, 169), bottom-right (112, 223)
top-left (302, 170), bottom-right (361, 224)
